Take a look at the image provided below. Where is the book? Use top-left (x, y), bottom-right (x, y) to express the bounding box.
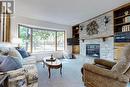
top-left (122, 25), bottom-right (130, 32)
top-left (124, 16), bottom-right (130, 23)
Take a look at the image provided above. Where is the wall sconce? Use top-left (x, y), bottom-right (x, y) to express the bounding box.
top-left (102, 37), bottom-right (106, 42)
top-left (81, 39), bottom-right (85, 42)
top-left (79, 25), bottom-right (84, 31)
top-left (103, 16), bottom-right (109, 26)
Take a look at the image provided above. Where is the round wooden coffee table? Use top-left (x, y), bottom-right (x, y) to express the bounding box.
top-left (43, 58), bottom-right (62, 78)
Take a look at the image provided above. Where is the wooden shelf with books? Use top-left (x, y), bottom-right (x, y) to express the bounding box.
top-left (114, 3), bottom-right (130, 34)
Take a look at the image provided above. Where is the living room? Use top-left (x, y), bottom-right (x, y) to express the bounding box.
top-left (0, 0), bottom-right (130, 87)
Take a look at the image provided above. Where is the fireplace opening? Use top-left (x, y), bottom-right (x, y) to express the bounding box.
top-left (86, 44), bottom-right (100, 58)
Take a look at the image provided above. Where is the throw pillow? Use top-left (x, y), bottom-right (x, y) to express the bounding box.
top-left (8, 48), bottom-right (23, 64)
top-left (111, 44), bottom-right (130, 74)
top-left (111, 59), bottom-right (130, 74)
top-left (12, 57), bottom-right (23, 68)
top-left (0, 56), bottom-right (22, 72)
top-left (16, 48), bottom-right (29, 58)
top-left (0, 56), bottom-right (6, 64)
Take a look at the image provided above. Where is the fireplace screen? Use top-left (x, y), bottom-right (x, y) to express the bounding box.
top-left (86, 44), bottom-right (100, 58)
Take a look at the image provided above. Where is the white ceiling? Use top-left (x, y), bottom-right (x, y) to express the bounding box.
top-left (15, 0), bottom-right (130, 26)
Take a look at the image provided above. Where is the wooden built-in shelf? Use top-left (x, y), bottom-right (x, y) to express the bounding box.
top-left (114, 22), bottom-right (130, 27)
top-left (114, 31), bottom-right (130, 34)
top-left (114, 14), bottom-right (130, 19)
top-left (113, 3), bottom-right (130, 61)
top-left (72, 25), bottom-right (80, 54)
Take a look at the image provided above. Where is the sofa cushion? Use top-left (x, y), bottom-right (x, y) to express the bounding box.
top-left (111, 44), bottom-right (130, 74)
top-left (16, 48), bottom-right (29, 58)
top-left (123, 45), bottom-right (130, 62)
top-left (0, 56), bottom-right (22, 72)
top-left (63, 51), bottom-right (72, 59)
top-left (22, 56), bottom-right (36, 65)
top-left (52, 51), bottom-right (64, 59)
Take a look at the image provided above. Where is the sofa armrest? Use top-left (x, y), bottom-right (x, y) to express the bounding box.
top-left (23, 64), bottom-right (38, 84)
top-left (7, 68), bottom-right (25, 78)
top-left (94, 59), bottom-right (116, 68)
top-left (83, 64), bottom-right (129, 83)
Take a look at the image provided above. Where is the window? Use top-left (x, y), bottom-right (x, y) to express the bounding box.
top-left (32, 29), bottom-right (56, 52)
top-left (18, 26), bottom-right (31, 52)
top-left (57, 32), bottom-right (65, 50)
top-left (18, 25), bottom-right (65, 52)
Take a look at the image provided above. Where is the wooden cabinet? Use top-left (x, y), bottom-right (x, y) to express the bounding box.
top-left (72, 25), bottom-right (80, 54)
top-left (114, 43), bottom-right (128, 62)
top-left (113, 3), bottom-right (130, 61)
top-left (72, 45), bottom-right (80, 54)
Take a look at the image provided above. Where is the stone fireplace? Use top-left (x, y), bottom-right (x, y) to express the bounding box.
top-left (79, 11), bottom-right (114, 61)
top-left (80, 37), bottom-right (114, 61)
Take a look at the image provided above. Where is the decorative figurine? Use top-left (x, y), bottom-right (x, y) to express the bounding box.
top-left (50, 54), bottom-right (53, 60)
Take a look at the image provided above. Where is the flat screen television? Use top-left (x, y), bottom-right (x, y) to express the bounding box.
top-left (67, 38), bottom-right (73, 45)
top-left (67, 38), bottom-right (79, 45)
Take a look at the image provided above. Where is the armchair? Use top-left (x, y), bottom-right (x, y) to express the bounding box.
top-left (82, 44), bottom-right (130, 87)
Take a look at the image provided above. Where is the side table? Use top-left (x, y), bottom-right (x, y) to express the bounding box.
top-left (0, 74), bottom-right (9, 87)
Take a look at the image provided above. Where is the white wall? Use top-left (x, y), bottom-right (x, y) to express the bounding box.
top-left (10, 15), bottom-right (72, 53)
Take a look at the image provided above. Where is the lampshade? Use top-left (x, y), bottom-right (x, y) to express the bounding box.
top-left (11, 38), bottom-right (21, 44)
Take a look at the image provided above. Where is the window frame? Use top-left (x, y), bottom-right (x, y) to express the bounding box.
top-left (18, 24), bottom-right (65, 52)
top-left (56, 31), bottom-right (65, 51)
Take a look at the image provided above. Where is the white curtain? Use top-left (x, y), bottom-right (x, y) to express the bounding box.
top-left (0, 2), bottom-right (10, 42)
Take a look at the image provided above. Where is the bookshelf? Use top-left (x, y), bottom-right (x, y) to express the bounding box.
top-left (72, 25), bottom-right (80, 54)
top-left (114, 3), bottom-right (130, 33)
top-left (114, 3), bottom-right (130, 61)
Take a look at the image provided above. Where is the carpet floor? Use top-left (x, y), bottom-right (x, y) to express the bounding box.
top-left (37, 55), bottom-right (130, 87)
